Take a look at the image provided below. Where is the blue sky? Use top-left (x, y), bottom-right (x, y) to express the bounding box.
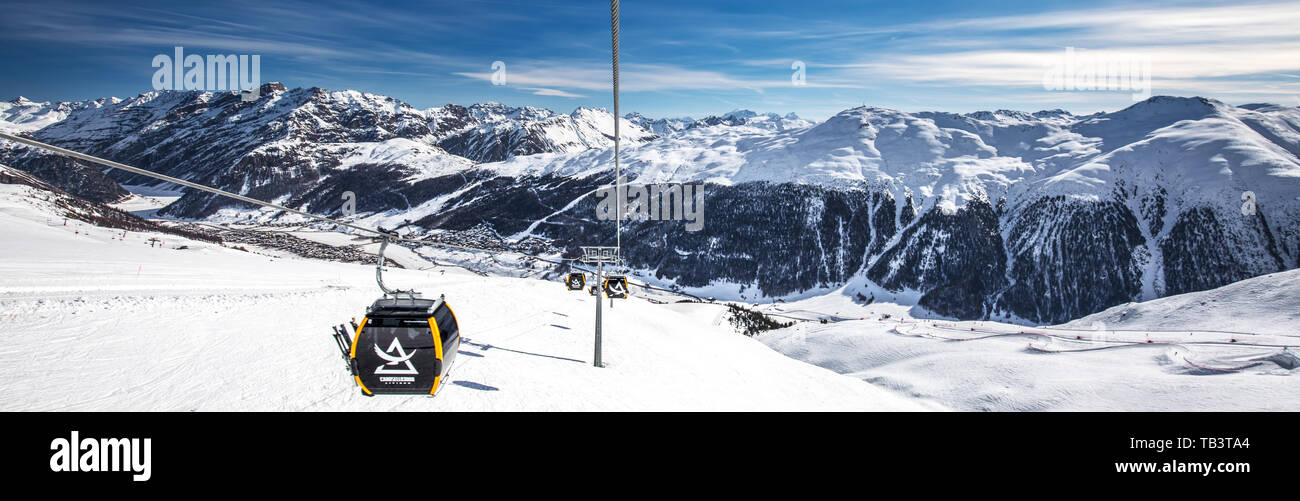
top-left (1, 0), bottom-right (1298, 120)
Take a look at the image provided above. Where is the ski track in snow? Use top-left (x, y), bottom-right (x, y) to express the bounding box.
top-left (754, 289), bottom-right (1299, 411)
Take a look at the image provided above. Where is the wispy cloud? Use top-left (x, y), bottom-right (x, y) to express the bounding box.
top-left (0, 0), bottom-right (479, 66)
top-left (526, 87), bottom-right (587, 98)
top-left (454, 61), bottom-right (864, 94)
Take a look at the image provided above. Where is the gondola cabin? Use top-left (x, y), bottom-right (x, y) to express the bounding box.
top-left (347, 297), bottom-right (459, 396)
top-left (565, 272), bottom-right (586, 291)
top-left (603, 276), bottom-right (629, 299)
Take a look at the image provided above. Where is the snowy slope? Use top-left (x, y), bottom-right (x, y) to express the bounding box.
top-left (0, 182), bottom-right (929, 411)
top-left (757, 273), bottom-right (1299, 411)
top-left (1062, 269), bottom-right (1300, 336)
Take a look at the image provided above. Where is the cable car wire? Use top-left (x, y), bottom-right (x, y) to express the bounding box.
top-left (611, 0), bottom-right (622, 257)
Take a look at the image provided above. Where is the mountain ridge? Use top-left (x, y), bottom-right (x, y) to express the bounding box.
top-left (2, 86), bottom-right (1297, 325)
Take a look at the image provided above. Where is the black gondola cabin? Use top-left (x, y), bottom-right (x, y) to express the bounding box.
top-left (603, 276), bottom-right (629, 299)
top-left (348, 297), bottom-right (459, 396)
top-left (565, 272), bottom-right (586, 291)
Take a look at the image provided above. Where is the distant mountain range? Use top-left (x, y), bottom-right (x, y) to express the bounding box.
top-left (3, 84), bottom-right (1297, 324)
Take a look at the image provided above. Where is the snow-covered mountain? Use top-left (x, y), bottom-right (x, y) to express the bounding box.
top-left (0, 86), bottom-right (661, 214)
top-left (603, 99), bottom-right (1283, 324)
top-left (2, 87), bottom-right (1298, 325)
top-left (699, 109), bottom-right (815, 131)
top-left (624, 109), bottom-right (814, 136)
top-left (1, 84), bottom-right (473, 214)
top-left (0, 96), bottom-right (121, 132)
top-left (428, 102), bottom-right (656, 162)
top-left (472, 97), bottom-right (1300, 325)
top-left (623, 112), bottom-right (696, 136)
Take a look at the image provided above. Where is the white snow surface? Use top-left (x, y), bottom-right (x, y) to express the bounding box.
top-left (0, 183), bottom-right (928, 411)
top-left (756, 273), bottom-right (1300, 411)
top-left (1062, 270), bottom-right (1300, 337)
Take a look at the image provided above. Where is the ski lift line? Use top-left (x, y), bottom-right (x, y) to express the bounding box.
top-left (0, 131), bottom-right (381, 236)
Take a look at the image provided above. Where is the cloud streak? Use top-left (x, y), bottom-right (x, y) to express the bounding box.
top-left (454, 61), bottom-right (864, 94)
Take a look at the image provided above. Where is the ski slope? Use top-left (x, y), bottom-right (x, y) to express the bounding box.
top-left (757, 278), bottom-right (1300, 411)
top-left (1061, 271), bottom-right (1300, 337)
top-left (0, 183), bottom-right (930, 411)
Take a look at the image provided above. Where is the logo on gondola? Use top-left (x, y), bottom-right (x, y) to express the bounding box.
top-left (566, 272), bottom-right (586, 291)
top-left (374, 338), bottom-right (419, 375)
top-left (603, 276), bottom-right (629, 299)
